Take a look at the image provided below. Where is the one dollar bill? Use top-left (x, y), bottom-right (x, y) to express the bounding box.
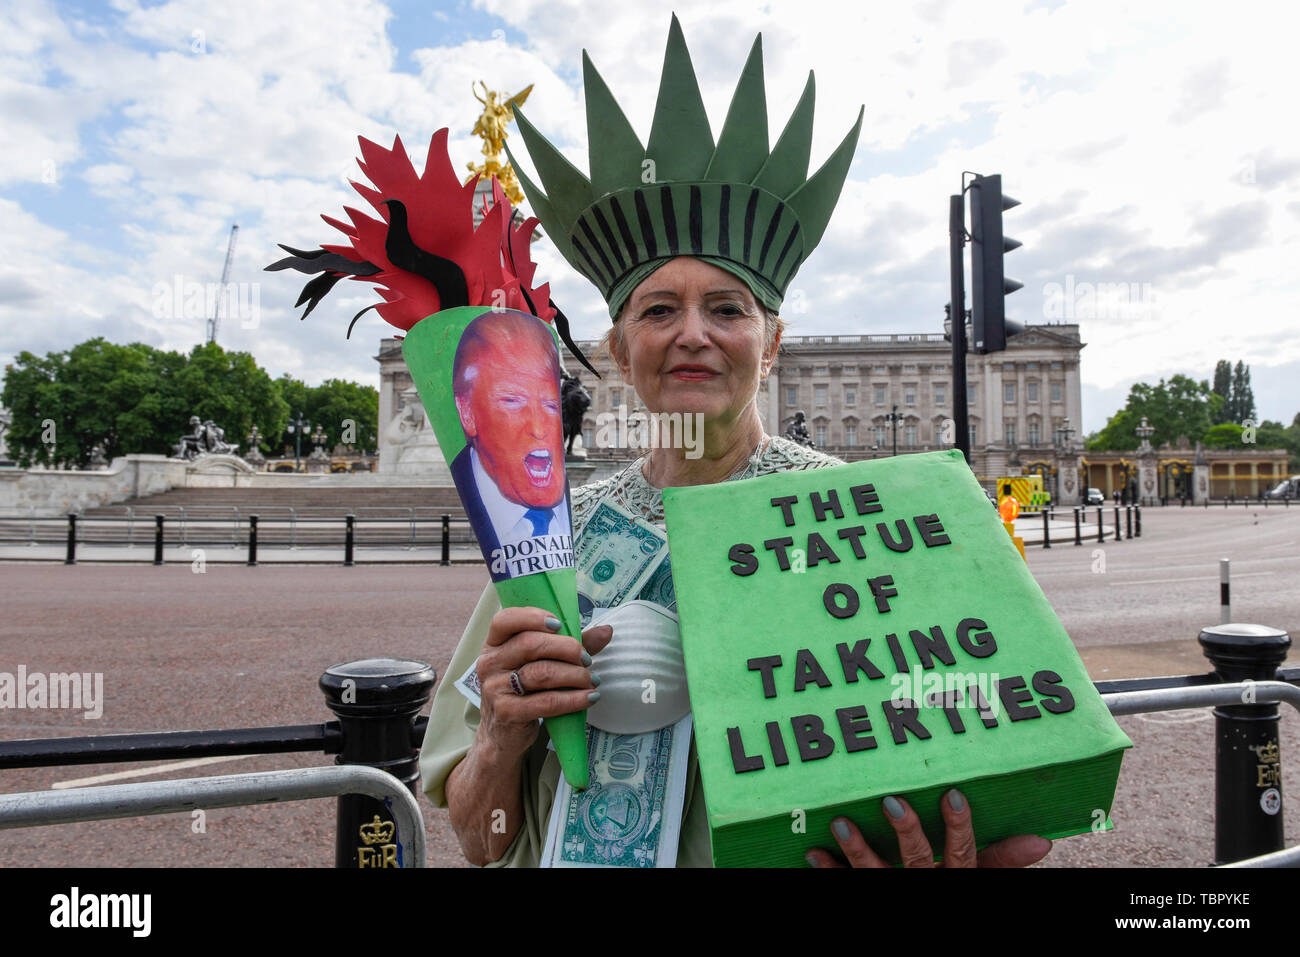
top-left (541, 714), bottom-right (693, 868)
top-left (575, 501), bottom-right (668, 626)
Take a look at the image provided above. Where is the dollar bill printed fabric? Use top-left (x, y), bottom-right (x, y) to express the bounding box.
top-left (541, 714), bottom-right (693, 868)
top-left (576, 501), bottom-right (670, 626)
top-left (541, 500), bottom-right (690, 867)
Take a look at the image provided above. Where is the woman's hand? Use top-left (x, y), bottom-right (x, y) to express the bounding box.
top-left (474, 606), bottom-right (613, 760)
top-left (805, 790), bottom-right (1052, 868)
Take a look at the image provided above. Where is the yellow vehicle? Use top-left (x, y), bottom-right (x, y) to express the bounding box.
top-left (995, 475), bottom-right (1049, 513)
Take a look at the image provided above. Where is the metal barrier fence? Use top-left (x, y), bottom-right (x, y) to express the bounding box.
top-left (0, 628), bottom-right (1293, 867)
top-left (1, 512), bottom-right (482, 565)
top-left (0, 766), bottom-right (425, 868)
top-left (0, 658), bottom-right (435, 868)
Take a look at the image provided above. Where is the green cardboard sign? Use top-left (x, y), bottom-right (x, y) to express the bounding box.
top-left (662, 450), bottom-right (1131, 867)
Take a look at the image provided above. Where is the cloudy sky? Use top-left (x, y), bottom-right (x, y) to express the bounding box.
top-left (3, 0), bottom-right (1296, 434)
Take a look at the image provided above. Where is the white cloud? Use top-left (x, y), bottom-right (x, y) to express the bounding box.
top-left (0, 0), bottom-right (1297, 438)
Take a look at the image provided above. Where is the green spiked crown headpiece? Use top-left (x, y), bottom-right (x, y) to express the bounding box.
top-left (507, 15), bottom-right (864, 320)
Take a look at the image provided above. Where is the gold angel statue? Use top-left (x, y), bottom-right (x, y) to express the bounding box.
top-left (467, 81), bottom-right (533, 205)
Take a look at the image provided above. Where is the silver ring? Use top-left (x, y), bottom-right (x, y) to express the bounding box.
top-left (509, 671), bottom-right (526, 696)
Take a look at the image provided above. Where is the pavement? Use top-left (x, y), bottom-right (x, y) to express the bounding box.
top-left (1, 503), bottom-right (1297, 868)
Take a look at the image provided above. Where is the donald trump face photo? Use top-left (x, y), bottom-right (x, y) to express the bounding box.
top-left (452, 312), bottom-right (569, 551)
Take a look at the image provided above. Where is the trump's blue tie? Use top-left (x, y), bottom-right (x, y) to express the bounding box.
top-left (524, 507), bottom-right (553, 537)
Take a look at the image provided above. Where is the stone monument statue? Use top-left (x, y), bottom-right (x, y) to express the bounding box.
top-left (561, 371), bottom-right (591, 458)
top-left (173, 415), bottom-right (239, 460)
top-left (784, 410), bottom-right (814, 449)
top-left (383, 385), bottom-right (451, 479)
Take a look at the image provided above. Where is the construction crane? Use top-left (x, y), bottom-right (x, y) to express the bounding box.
top-left (205, 224), bottom-right (240, 345)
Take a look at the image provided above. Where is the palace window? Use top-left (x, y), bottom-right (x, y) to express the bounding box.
top-left (786, 385), bottom-right (798, 406)
top-left (904, 385), bottom-right (916, 405)
top-left (875, 424), bottom-right (887, 447)
top-left (842, 364), bottom-right (857, 375)
top-left (815, 424), bottom-right (827, 447)
top-left (844, 385), bottom-right (856, 407)
top-left (1005, 383), bottom-right (1017, 403)
top-left (969, 424), bottom-right (977, 447)
top-left (1051, 381), bottom-right (1063, 403)
top-left (1028, 422), bottom-right (1041, 446)
top-left (874, 384), bottom-right (886, 405)
top-left (1005, 422), bottom-right (1017, 446)
top-left (814, 364), bottom-right (828, 376)
top-left (845, 424), bottom-right (857, 447)
top-left (934, 384), bottom-right (946, 405)
top-left (814, 384), bottom-right (827, 407)
top-left (968, 383), bottom-right (976, 403)
top-left (905, 424), bottom-right (917, 447)
top-left (1027, 381), bottom-right (1039, 403)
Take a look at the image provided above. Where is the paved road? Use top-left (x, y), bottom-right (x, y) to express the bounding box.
top-left (1, 504), bottom-right (1296, 867)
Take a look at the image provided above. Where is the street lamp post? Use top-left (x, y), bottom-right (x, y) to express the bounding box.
top-left (1135, 415), bottom-right (1154, 452)
top-left (287, 411), bottom-right (310, 472)
top-left (886, 404), bottom-right (905, 457)
top-left (1052, 417), bottom-right (1076, 502)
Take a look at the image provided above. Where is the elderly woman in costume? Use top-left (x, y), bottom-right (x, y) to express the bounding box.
top-left (419, 18), bottom-right (1052, 869)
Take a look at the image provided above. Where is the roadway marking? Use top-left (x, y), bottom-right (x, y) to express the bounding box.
top-left (51, 754), bottom-right (256, 789)
top-left (1109, 572), bottom-right (1274, 586)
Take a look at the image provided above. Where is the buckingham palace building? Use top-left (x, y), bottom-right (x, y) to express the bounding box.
top-left (569, 322), bottom-right (1087, 499)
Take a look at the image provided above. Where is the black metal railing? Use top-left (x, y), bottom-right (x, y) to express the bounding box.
top-left (2, 512), bottom-right (484, 565)
top-left (0, 658), bottom-right (435, 869)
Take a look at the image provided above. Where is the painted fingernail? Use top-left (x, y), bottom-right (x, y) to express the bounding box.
top-left (805, 852), bottom-right (820, 867)
top-left (947, 789), bottom-right (966, 812)
top-left (588, 691), bottom-right (601, 704)
top-left (883, 796), bottom-right (905, 820)
top-left (545, 616), bottom-right (563, 632)
top-left (832, 819), bottom-right (852, 841)
top-left (580, 650), bottom-right (593, 666)
top-left (590, 673), bottom-right (601, 687)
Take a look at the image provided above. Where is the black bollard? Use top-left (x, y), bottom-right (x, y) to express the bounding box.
top-left (1042, 509), bottom-right (1051, 548)
top-left (154, 515), bottom-right (164, 565)
top-left (64, 514), bottom-right (76, 565)
top-left (1135, 504), bottom-right (1142, 537)
top-left (1198, 624), bottom-right (1291, 864)
top-left (247, 514), bottom-right (258, 566)
top-left (320, 658), bottom-right (437, 868)
top-left (345, 514), bottom-right (355, 567)
top-left (1114, 506), bottom-right (1121, 542)
top-left (1074, 507), bottom-right (1082, 546)
top-left (1097, 507), bottom-right (1104, 543)
top-left (440, 514), bottom-right (450, 567)
top-left (1125, 506), bottom-right (1133, 540)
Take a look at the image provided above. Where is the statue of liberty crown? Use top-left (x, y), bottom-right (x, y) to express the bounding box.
top-left (507, 14), bottom-right (864, 319)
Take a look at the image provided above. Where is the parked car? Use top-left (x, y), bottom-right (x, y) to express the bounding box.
top-left (1084, 487), bottom-right (1104, 506)
top-left (1264, 476), bottom-right (1300, 500)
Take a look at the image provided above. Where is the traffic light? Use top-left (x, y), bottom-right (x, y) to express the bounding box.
top-left (969, 173), bottom-right (1023, 353)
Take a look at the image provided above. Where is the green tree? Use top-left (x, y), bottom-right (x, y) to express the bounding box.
top-left (1203, 422), bottom-right (1245, 448)
top-left (1, 339), bottom-right (288, 467)
top-left (1230, 361), bottom-right (1256, 424)
top-left (1211, 360), bottom-right (1233, 424)
top-left (1088, 375), bottom-right (1221, 451)
top-left (172, 343), bottom-right (289, 454)
top-left (273, 375), bottom-right (378, 455)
